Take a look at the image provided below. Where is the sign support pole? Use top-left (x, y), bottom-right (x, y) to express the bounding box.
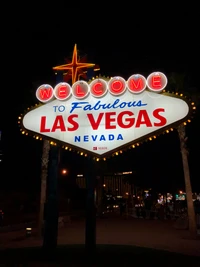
top-left (85, 157), bottom-right (96, 255)
top-left (43, 145), bottom-right (60, 253)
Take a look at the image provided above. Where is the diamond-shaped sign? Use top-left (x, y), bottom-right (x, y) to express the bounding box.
top-left (22, 89), bottom-right (190, 157)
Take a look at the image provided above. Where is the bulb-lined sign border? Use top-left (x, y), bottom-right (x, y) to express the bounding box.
top-left (18, 72), bottom-right (196, 160)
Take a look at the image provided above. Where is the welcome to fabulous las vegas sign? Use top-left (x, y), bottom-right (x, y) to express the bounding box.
top-left (21, 72), bottom-right (193, 157)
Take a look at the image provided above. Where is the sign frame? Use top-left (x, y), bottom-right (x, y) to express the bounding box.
top-left (18, 75), bottom-right (195, 159)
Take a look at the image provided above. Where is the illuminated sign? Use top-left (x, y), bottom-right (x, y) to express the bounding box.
top-left (21, 72), bottom-right (191, 157)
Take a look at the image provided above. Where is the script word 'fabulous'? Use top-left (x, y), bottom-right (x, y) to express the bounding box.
top-left (36, 72), bottom-right (167, 103)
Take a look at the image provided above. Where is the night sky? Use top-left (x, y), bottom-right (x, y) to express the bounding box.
top-left (1, 6), bottom-right (200, 193)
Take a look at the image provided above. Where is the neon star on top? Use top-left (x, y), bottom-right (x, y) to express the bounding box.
top-left (53, 44), bottom-right (99, 85)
